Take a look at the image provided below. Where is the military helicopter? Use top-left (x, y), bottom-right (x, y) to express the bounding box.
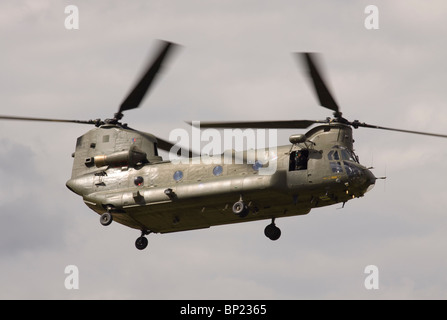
top-left (1, 40), bottom-right (446, 250)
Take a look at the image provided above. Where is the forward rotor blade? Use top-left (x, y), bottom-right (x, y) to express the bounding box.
top-left (188, 120), bottom-right (324, 129)
top-left (118, 40), bottom-right (178, 115)
top-left (0, 115), bottom-right (99, 125)
top-left (353, 121), bottom-right (447, 138)
top-left (298, 53), bottom-right (340, 116)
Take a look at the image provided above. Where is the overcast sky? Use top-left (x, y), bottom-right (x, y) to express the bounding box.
top-left (1, 0), bottom-right (447, 300)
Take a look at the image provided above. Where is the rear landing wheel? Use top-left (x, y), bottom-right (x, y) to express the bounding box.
top-left (135, 236), bottom-right (148, 250)
top-left (100, 212), bottom-right (113, 226)
top-left (232, 200), bottom-right (248, 217)
top-left (264, 221), bottom-right (281, 241)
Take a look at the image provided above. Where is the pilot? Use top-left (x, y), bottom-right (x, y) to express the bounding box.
top-left (295, 151), bottom-right (304, 170)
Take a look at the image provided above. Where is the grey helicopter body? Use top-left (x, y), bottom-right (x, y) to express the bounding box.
top-left (65, 122), bottom-right (375, 246)
top-left (2, 41), bottom-right (445, 250)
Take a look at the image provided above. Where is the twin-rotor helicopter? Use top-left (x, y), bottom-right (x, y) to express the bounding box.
top-left (2, 40), bottom-right (446, 250)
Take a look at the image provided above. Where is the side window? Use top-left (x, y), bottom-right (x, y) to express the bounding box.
top-left (173, 170), bottom-right (183, 181)
top-left (213, 165), bottom-right (223, 176)
top-left (289, 150), bottom-right (309, 171)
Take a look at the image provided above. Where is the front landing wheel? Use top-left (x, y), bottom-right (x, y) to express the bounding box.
top-left (264, 222), bottom-right (281, 241)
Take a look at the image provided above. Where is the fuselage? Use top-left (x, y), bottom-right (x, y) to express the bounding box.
top-left (66, 123), bottom-right (376, 234)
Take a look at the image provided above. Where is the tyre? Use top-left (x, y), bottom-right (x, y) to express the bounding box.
top-left (232, 201), bottom-right (248, 217)
top-left (100, 212), bottom-right (113, 226)
top-left (135, 236), bottom-right (148, 250)
top-left (264, 224), bottom-right (281, 241)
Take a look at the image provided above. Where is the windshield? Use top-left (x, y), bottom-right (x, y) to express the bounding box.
top-left (328, 147), bottom-right (359, 163)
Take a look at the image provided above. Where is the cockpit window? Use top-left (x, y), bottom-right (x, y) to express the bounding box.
top-left (334, 151), bottom-right (340, 160)
top-left (340, 149), bottom-right (355, 161)
top-left (344, 161), bottom-right (362, 176)
top-left (327, 150), bottom-right (339, 161)
top-left (330, 161), bottom-right (343, 173)
top-left (328, 147), bottom-right (358, 163)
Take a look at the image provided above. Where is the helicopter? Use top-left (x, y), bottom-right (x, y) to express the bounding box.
top-left (1, 40), bottom-right (447, 250)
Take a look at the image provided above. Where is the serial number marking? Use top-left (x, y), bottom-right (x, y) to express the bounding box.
top-left (224, 305), bottom-right (267, 315)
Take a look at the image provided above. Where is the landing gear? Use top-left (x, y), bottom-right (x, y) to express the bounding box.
top-left (232, 200), bottom-right (249, 217)
top-left (99, 209), bottom-right (151, 250)
top-left (264, 219), bottom-right (281, 241)
top-left (100, 212), bottom-right (113, 226)
top-left (100, 206), bottom-right (114, 226)
top-left (135, 230), bottom-right (151, 250)
top-left (233, 195), bottom-right (250, 218)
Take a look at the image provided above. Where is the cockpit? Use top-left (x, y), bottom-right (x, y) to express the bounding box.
top-left (328, 146), bottom-right (363, 177)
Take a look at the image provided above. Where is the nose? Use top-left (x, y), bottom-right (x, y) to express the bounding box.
top-left (363, 168), bottom-right (377, 193)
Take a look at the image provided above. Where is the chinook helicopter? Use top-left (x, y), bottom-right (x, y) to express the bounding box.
top-left (2, 40), bottom-right (447, 250)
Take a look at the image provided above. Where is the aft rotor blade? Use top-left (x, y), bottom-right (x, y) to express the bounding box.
top-left (298, 53), bottom-right (340, 116)
top-left (188, 120), bottom-right (324, 129)
top-left (118, 40), bottom-right (178, 115)
top-left (0, 115), bottom-right (99, 125)
top-left (353, 121), bottom-right (447, 138)
top-left (126, 126), bottom-right (198, 158)
top-left (155, 136), bottom-right (199, 158)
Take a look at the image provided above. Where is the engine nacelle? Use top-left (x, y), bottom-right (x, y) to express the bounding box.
top-left (93, 146), bottom-right (147, 168)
